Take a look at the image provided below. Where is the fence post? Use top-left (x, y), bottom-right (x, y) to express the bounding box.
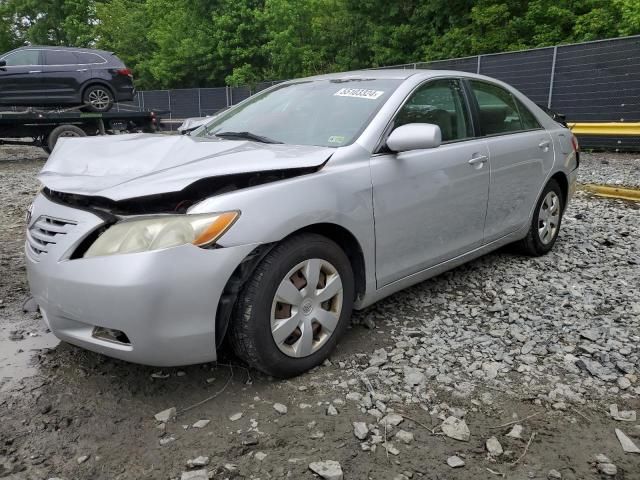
top-left (167, 90), bottom-right (171, 120)
top-left (197, 88), bottom-right (202, 117)
top-left (140, 91), bottom-right (145, 111)
top-left (477, 55), bottom-right (482, 74)
top-left (547, 46), bottom-right (558, 109)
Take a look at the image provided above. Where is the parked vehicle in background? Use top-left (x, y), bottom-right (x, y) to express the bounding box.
top-left (25, 69), bottom-right (579, 378)
top-left (0, 46), bottom-right (134, 112)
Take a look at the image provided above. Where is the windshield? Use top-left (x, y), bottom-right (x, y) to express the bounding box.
top-left (196, 78), bottom-right (402, 147)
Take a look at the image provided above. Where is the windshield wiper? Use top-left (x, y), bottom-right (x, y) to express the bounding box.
top-left (214, 131), bottom-right (283, 144)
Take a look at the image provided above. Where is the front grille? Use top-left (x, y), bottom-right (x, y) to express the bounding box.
top-left (27, 216), bottom-right (77, 257)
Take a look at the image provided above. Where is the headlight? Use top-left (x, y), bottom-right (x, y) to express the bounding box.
top-left (84, 211), bottom-right (239, 258)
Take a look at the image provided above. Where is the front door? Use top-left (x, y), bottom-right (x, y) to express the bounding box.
top-left (371, 78), bottom-right (490, 287)
top-left (0, 49), bottom-right (44, 104)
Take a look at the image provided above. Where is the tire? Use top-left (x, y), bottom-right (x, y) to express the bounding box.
top-left (47, 125), bottom-right (86, 152)
top-left (229, 233), bottom-right (355, 378)
top-left (82, 85), bottom-right (114, 112)
top-left (516, 179), bottom-right (564, 256)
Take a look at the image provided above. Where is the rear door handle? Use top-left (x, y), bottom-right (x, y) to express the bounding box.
top-left (468, 154), bottom-right (488, 166)
top-left (539, 140), bottom-right (551, 150)
top-left (76, 68), bottom-right (88, 72)
top-left (28, 70), bottom-right (41, 74)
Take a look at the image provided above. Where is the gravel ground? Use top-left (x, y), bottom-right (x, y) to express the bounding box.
top-left (579, 152), bottom-right (640, 188)
top-left (1, 145), bottom-right (639, 480)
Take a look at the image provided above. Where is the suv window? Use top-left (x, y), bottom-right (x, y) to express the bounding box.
top-left (2, 49), bottom-right (41, 66)
top-left (45, 50), bottom-right (79, 65)
top-left (77, 52), bottom-right (106, 64)
top-left (394, 79), bottom-right (473, 142)
top-left (470, 80), bottom-right (526, 135)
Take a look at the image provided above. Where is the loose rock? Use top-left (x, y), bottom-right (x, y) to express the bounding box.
top-left (309, 460), bottom-right (343, 480)
top-left (447, 456), bottom-right (465, 468)
top-left (273, 403), bottom-right (288, 415)
top-left (486, 436), bottom-right (503, 456)
top-left (441, 416), bottom-right (470, 442)
top-left (154, 407), bottom-right (176, 423)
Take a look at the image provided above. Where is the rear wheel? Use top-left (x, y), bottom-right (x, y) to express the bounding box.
top-left (47, 125), bottom-right (86, 152)
top-left (82, 85), bottom-right (114, 112)
top-left (229, 233), bottom-right (354, 378)
top-left (516, 179), bottom-right (564, 256)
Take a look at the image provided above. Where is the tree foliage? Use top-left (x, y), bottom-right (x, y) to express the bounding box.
top-left (0, 0), bottom-right (638, 89)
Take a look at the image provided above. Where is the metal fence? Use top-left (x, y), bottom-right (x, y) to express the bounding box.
top-left (118, 34), bottom-right (640, 150)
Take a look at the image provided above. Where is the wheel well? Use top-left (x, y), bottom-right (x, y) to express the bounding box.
top-left (294, 223), bottom-right (366, 301)
top-left (214, 223), bottom-right (367, 347)
top-left (550, 172), bottom-right (569, 209)
top-left (81, 81), bottom-right (115, 100)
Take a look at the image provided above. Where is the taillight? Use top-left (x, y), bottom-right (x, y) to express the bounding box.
top-left (116, 68), bottom-right (132, 77)
top-left (570, 135), bottom-right (579, 152)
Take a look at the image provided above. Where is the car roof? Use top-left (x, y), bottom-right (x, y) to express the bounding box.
top-left (290, 68), bottom-right (487, 83)
top-left (10, 45), bottom-right (114, 56)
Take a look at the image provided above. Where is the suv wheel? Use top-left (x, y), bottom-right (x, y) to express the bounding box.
top-left (229, 233), bottom-right (354, 378)
top-left (83, 85), bottom-right (114, 112)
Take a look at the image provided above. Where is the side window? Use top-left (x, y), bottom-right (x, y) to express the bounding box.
top-left (45, 50), bottom-right (79, 65)
top-left (2, 50), bottom-right (41, 66)
top-left (470, 81), bottom-right (524, 135)
top-left (514, 97), bottom-right (542, 130)
top-left (394, 79), bottom-right (473, 142)
top-left (77, 52), bottom-right (106, 64)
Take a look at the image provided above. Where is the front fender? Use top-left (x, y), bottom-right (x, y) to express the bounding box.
top-left (189, 155), bottom-right (376, 291)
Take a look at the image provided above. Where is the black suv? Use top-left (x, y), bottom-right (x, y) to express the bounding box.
top-left (0, 46), bottom-right (134, 112)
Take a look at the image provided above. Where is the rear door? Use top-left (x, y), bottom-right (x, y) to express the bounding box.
top-left (0, 49), bottom-right (44, 104)
top-left (371, 78), bottom-right (491, 286)
top-left (465, 80), bottom-right (554, 243)
top-left (41, 49), bottom-right (90, 103)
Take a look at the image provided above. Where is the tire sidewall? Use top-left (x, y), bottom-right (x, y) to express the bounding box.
top-left (240, 236), bottom-right (354, 377)
top-left (531, 180), bottom-right (564, 254)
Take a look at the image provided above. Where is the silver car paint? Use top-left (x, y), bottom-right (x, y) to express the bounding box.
top-left (26, 69), bottom-right (578, 366)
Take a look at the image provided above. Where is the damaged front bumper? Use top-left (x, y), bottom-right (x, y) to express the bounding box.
top-left (25, 193), bottom-right (256, 366)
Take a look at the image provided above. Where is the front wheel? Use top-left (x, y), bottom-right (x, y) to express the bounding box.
top-left (229, 233), bottom-right (354, 378)
top-left (516, 179), bottom-right (564, 256)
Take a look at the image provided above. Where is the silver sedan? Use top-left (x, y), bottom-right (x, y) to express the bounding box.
top-left (26, 69), bottom-right (579, 377)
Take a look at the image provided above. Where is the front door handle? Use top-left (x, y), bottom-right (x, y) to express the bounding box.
top-left (468, 154), bottom-right (488, 167)
top-left (77, 68), bottom-right (88, 72)
top-left (28, 70), bottom-right (42, 74)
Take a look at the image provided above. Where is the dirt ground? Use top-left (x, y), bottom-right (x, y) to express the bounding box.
top-left (0, 145), bottom-right (639, 480)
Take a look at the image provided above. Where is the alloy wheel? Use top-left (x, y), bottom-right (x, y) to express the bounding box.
top-left (538, 191), bottom-right (560, 244)
top-left (87, 89), bottom-right (111, 110)
top-left (270, 258), bottom-right (343, 358)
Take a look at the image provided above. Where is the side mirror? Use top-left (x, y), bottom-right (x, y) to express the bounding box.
top-left (0, 60), bottom-right (6, 68)
top-left (387, 123), bottom-right (442, 152)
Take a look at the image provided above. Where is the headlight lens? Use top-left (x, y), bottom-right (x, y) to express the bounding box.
top-left (84, 211), bottom-right (239, 258)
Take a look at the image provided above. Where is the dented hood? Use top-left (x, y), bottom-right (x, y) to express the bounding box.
top-left (39, 134), bottom-right (334, 201)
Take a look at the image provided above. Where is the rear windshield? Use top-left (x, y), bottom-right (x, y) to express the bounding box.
top-left (197, 78), bottom-right (402, 147)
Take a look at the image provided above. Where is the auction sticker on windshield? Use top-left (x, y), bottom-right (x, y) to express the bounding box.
top-left (334, 88), bottom-right (384, 99)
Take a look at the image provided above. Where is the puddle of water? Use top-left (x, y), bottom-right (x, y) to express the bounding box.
top-left (0, 331), bottom-right (60, 392)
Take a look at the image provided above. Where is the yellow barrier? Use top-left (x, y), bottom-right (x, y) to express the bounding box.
top-left (568, 122), bottom-right (640, 136)
top-left (580, 184), bottom-right (640, 201)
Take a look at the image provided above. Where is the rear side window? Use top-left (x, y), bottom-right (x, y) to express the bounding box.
top-left (2, 49), bottom-right (41, 66)
top-left (515, 97), bottom-right (542, 130)
top-left (470, 80), bottom-right (525, 135)
top-left (77, 52), bottom-right (106, 64)
top-left (45, 50), bottom-right (79, 65)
